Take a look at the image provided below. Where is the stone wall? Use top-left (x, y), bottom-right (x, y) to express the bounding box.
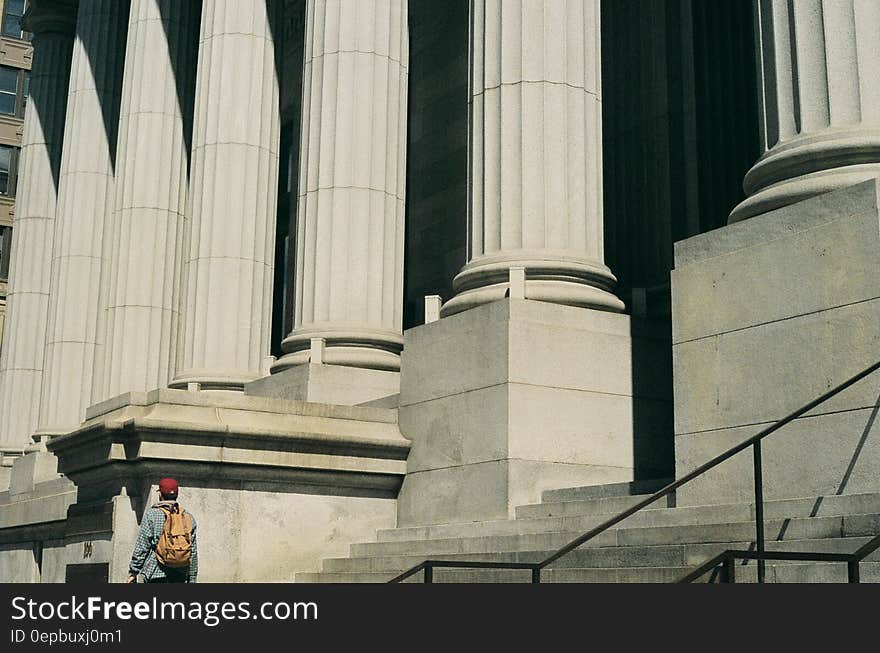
top-left (672, 180), bottom-right (880, 506)
top-left (0, 451), bottom-right (76, 583)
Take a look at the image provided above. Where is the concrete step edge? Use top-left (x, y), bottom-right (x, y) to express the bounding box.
top-left (300, 561), bottom-right (880, 584)
top-left (381, 492), bottom-right (880, 542)
top-left (517, 491), bottom-right (880, 518)
top-left (325, 535), bottom-right (879, 573)
top-left (541, 478), bottom-right (673, 502)
top-left (357, 513), bottom-right (880, 556)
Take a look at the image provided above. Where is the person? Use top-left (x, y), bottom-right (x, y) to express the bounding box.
top-left (127, 478), bottom-right (198, 583)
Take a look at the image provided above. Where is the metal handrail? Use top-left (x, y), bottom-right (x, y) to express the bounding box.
top-left (679, 530), bottom-right (880, 583)
top-left (389, 359), bottom-right (880, 583)
top-left (389, 561), bottom-right (539, 584)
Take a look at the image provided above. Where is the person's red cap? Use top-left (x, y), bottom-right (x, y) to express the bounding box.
top-left (158, 478), bottom-right (179, 497)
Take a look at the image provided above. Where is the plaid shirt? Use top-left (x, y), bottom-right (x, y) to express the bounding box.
top-left (129, 501), bottom-right (198, 583)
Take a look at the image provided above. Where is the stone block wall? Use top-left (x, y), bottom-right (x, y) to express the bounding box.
top-left (672, 181), bottom-right (880, 506)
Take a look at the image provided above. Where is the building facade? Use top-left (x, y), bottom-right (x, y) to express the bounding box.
top-left (0, 0), bottom-right (33, 370)
top-left (0, 0), bottom-right (878, 583)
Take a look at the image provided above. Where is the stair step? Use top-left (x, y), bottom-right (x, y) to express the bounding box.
top-left (354, 529), bottom-right (617, 558)
top-left (515, 493), bottom-right (672, 520)
top-left (296, 566), bottom-right (705, 584)
top-left (377, 502), bottom-right (753, 542)
top-left (377, 493), bottom-right (880, 544)
top-left (763, 493), bottom-right (880, 520)
top-left (683, 536), bottom-right (880, 567)
top-left (515, 491), bottom-right (880, 521)
top-left (619, 513), bottom-right (880, 549)
top-left (771, 561), bottom-right (880, 583)
top-left (541, 478), bottom-right (672, 503)
top-left (353, 513), bottom-right (880, 558)
top-left (325, 535), bottom-right (880, 574)
top-left (306, 485), bottom-right (880, 583)
top-left (298, 562), bottom-right (880, 584)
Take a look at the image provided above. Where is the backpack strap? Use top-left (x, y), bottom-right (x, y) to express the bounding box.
top-left (177, 508), bottom-right (192, 542)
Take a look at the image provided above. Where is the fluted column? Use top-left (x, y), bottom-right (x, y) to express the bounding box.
top-left (37, 0), bottom-right (128, 436)
top-left (273, 0), bottom-right (408, 373)
top-left (93, 0), bottom-right (199, 402)
top-left (730, 0), bottom-right (880, 223)
top-left (441, 0), bottom-right (624, 317)
top-left (170, 0), bottom-right (280, 391)
top-left (0, 0), bottom-right (75, 451)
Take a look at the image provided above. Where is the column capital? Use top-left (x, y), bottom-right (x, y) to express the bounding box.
top-left (22, 0), bottom-right (78, 35)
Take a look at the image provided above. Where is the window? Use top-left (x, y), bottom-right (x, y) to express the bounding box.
top-left (0, 145), bottom-right (20, 196)
top-left (2, 0), bottom-right (27, 40)
top-left (0, 145), bottom-right (12, 195)
top-left (0, 225), bottom-right (11, 280)
top-left (0, 65), bottom-right (28, 118)
top-left (0, 66), bottom-right (18, 115)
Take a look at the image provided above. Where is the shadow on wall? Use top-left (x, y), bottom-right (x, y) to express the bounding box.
top-left (631, 318), bottom-right (675, 481)
top-left (835, 390), bottom-right (880, 496)
top-left (603, 0), bottom-right (759, 481)
top-left (403, 0), bottom-right (469, 329)
top-left (76, 0), bottom-right (129, 176)
top-left (52, 0), bottom-right (298, 360)
top-left (38, 0), bottom-right (289, 191)
top-left (602, 0), bottom-right (759, 312)
top-left (157, 0), bottom-right (202, 174)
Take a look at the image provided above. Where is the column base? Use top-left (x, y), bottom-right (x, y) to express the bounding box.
top-left (440, 251), bottom-right (626, 317)
top-left (397, 298), bottom-right (673, 527)
top-left (169, 369), bottom-right (263, 392)
top-left (0, 447), bottom-right (24, 491)
top-left (730, 128), bottom-right (880, 223)
top-left (273, 325), bottom-right (403, 373)
top-left (730, 164), bottom-right (880, 224)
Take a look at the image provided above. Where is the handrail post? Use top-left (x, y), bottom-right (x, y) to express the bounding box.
top-left (531, 567), bottom-right (541, 584)
top-left (848, 560), bottom-right (860, 583)
top-left (722, 555), bottom-right (736, 584)
top-left (753, 442), bottom-right (766, 584)
top-left (424, 565), bottom-right (433, 584)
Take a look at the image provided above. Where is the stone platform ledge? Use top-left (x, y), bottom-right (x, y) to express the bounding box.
top-left (49, 389), bottom-right (410, 497)
top-left (0, 449), bottom-right (22, 491)
top-left (1, 447), bottom-right (24, 468)
top-left (0, 476), bottom-right (76, 532)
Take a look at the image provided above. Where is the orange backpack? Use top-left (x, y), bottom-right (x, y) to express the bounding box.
top-left (155, 505), bottom-right (193, 568)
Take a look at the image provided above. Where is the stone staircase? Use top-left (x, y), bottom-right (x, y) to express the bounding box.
top-left (297, 481), bottom-right (880, 583)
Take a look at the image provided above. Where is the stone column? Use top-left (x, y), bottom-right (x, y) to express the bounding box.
top-left (36, 0), bottom-right (128, 437)
top-left (440, 0), bottom-right (624, 317)
top-left (170, 0), bottom-right (280, 391)
top-left (730, 0), bottom-right (880, 223)
top-left (0, 0), bottom-right (76, 451)
top-left (93, 0), bottom-right (199, 402)
top-left (272, 0), bottom-right (408, 373)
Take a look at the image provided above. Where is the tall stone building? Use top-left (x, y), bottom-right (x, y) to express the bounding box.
top-left (0, 0), bottom-right (33, 377)
top-left (1, 0), bottom-right (879, 583)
